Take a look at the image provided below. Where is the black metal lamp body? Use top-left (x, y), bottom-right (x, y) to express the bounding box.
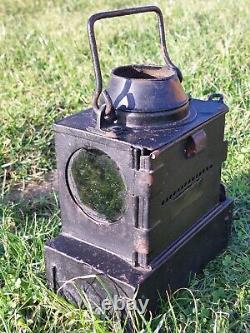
top-left (45, 6), bottom-right (233, 312)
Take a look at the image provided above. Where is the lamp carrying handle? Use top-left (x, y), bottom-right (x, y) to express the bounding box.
top-left (87, 5), bottom-right (182, 127)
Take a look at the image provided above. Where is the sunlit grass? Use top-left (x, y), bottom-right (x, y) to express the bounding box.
top-left (0, 0), bottom-right (249, 332)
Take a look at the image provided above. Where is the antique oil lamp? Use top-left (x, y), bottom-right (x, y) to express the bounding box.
top-left (45, 5), bottom-right (233, 311)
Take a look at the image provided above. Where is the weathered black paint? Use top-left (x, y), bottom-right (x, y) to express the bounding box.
top-left (45, 5), bottom-right (233, 313)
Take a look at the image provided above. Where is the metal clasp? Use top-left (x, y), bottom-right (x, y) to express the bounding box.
top-left (185, 129), bottom-right (207, 158)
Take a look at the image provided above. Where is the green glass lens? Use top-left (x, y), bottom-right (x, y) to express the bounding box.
top-left (68, 149), bottom-right (125, 221)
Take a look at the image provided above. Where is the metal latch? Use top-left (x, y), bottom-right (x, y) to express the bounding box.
top-left (185, 129), bottom-right (207, 158)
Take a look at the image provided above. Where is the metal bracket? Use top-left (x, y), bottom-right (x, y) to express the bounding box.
top-left (185, 129), bottom-right (207, 158)
top-left (208, 93), bottom-right (224, 103)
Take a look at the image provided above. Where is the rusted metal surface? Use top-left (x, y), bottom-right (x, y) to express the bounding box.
top-left (105, 65), bottom-right (189, 129)
top-left (134, 235), bottom-right (150, 255)
top-left (87, 5), bottom-right (183, 129)
top-left (45, 5), bottom-right (233, 313)
top-left (185, 129), bottom-right (207, 158)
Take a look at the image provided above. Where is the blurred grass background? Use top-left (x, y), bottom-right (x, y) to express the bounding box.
top-left (0, 0), bottom-right (249, 332)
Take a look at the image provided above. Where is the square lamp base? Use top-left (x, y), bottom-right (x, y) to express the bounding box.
top-left (45, 198), bottom-right (233, 313)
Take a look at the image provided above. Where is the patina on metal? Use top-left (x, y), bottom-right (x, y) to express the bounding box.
top-left (45, 5), bottom-right (233, 313)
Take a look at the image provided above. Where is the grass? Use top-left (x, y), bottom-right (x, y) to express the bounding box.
top-left (0, 0), bottom-right (249, 332)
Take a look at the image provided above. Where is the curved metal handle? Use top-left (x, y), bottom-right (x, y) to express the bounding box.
top-left (87, 5), bottom-right (182, 117)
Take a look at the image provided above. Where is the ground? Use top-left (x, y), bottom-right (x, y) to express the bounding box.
top-left (0, 0), bottom-right (249, 332)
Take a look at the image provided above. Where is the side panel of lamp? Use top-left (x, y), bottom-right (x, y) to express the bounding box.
top-left (146, 115), bottom-right (228, 262)
top-left (54, 129), bottom-right (138, 263)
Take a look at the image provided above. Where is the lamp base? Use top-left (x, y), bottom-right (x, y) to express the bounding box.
top-left (45, 198), bottom-right (233, 313)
